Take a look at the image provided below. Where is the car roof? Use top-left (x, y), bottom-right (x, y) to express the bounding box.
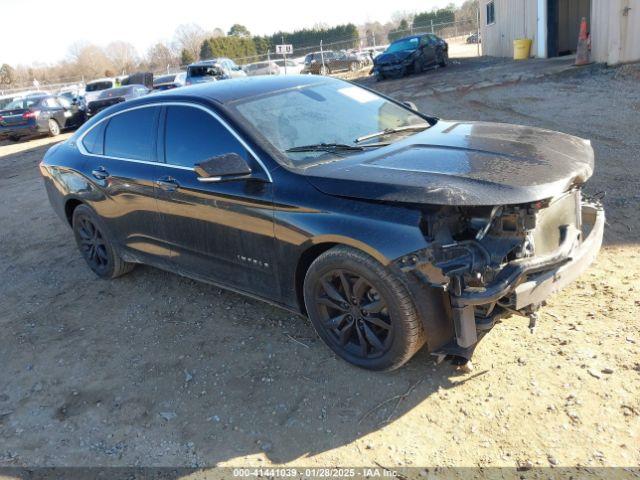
top-left (120, 75), bottom-right (335, 106)
top-left (189, 59), bottom-right (223, 66)
top-left (87, 78), bottom-right (113, 84)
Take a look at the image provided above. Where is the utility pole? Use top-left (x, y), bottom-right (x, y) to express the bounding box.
top-left (320, 39), bottom-right (325, 74)
top-left (281, 34), bottom-right (288, 75)
top-left (267, 49), bottom-right (272, 75)
top-left (477, 1), bottom-right (481, 57)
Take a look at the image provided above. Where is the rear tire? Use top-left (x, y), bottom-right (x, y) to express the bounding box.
top-left (48, 119), bottom-right (60, 137)
top-left (303, 246), bottom-right (426, 371)
top-left (319, 65), bottom-right (330, 76)
top-left (72, 204), bottom-right (135, 279)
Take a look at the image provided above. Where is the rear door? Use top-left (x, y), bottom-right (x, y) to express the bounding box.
top-left (79, 105), bottom-right (171, 264)
top-left (154, 103), bottom-right (276, 297)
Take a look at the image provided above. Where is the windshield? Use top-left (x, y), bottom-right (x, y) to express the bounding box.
top-left (188, 65), bottom-right (219, 77)
top-left (154, 74), bottom-right (175, 84)
top-left (386, 37), bottom-right (420, 54)
top-left (233, 81), bottom-right (429, 165)
top-left (86, 81), bottom-right (113, 92)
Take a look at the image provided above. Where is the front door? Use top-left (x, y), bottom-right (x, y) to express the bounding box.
top-left (154, 104), bottom-right (277, 298)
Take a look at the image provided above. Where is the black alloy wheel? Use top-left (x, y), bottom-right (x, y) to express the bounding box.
top-left (76, 215), bottom-right (109, 273)
top-left (72, 204), bottom-right (135, 279)
top-left (315, 269), bottom-right (393, 359)
top-left (304, 246), bottom-right (426, 371)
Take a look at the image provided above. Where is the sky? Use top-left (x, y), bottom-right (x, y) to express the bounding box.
top-left (1, 0), bottom-right (464, 66)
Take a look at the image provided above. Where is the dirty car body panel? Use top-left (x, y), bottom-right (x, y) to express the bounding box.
top-left (40, 75), bottom-right (604, 366)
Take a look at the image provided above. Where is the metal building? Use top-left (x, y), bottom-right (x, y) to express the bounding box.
top-left (479, 0), bottom-right (640, 65)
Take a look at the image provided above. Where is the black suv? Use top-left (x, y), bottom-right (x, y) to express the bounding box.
top-left (302, 51), bottom-right (362, 75)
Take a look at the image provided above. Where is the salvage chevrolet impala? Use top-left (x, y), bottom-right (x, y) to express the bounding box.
top-left (40, 76), bottom-right (604, 371)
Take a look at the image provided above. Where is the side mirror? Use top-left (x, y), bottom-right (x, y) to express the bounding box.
top-left (402, 101), bottom-right (418, 111)
top-left (195, 153), bottom-right (252, 182)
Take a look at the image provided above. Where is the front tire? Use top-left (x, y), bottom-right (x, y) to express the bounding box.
top-left (319, 65), bottom-right (330, 75)
top-left (437, 49), bottom-right (448, 67)
top-left (72, 205), bottom-right (135, 279)
top-left (48, 119), bottom-right (60, 137)
top-left (303, 246), bottom-right (426, 371)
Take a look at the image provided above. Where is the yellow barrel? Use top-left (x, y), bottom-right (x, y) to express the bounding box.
top-left (513, 39), bottom-right (532, 60)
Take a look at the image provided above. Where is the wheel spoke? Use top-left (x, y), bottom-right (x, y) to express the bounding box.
top-left (337, 318), bottom-right (355, 346)
top-left (361, 322), bottom-right (385, 351)
top-left (363, 314), bottom-right (391, 330)
top-left (355, 324), bottom-right (368, 356)
top-left (352, 277), bottom-right (368, 303)
top-left (316, 296), bottom-right (348, 312)
top-left (320, 278), bottom-right (347, 305)
top-left (361, 299), bottom-right (384, 314)
top-left (326, 312), bottom-right (348, 329)
top-left (338, 271), bottom-right (353, 300)
top-left (96, 246), bottom-right (108, 262)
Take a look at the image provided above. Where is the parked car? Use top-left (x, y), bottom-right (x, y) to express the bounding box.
top-left (86, 85), bottom-right (149, 117)
top-left (244, 61), bottom-right (280, 76)
top-left (0, 94), bottom-right (85, 140)
top-left (186, 59), bottom-right (246, 85)
top-left (302, 50), bottom-right (363, 75)
top-left (466, 32), bottom-right (482, 44)
top-left (152, 72), bottom-right (187, 91)
top-left (58, 85), bottom-right (85, 104)
top-left (84, 78), bottom-right (115, 105)
top-left (373, 34), bottom-right (448, 80)
top-left (274, 59), bottom-right (304, 75)
top-left (41, 75), bottom-right (604, 371)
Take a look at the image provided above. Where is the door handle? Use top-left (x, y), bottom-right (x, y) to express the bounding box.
top-left (156, 176), bottom-right (179, 192)
top-left (91, 166), bottom-right (109, 180)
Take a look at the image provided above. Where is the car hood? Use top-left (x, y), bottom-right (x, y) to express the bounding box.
top-left (375, 50), bottom-right (415, 64)
top-left (303, 120), bottom-right (594, 206)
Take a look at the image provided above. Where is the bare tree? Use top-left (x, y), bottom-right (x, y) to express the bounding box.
top-left (146, 42), bottom-right (179, 72)
top-left (106, 41), bottom-right (139, 75)
top-left (173, 23), bottom-right (208, 64)
top-left (67, 43), bottom-right (114, 79)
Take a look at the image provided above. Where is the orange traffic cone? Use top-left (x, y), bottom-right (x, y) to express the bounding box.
top-left (575, 17), bottom-right (591, 66)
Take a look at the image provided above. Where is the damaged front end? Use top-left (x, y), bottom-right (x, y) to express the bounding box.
top-left (396, 189), bottom-right (605, 360)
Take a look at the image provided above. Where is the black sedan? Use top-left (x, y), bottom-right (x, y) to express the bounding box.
top-left (373, 34), bottom-right (448, 80)
top-left (87, 85), bottom-right (150, 117)
top-left (40, 76), bottom-right (604, 370)
top-left (0, 94), bottom-right (85, 141)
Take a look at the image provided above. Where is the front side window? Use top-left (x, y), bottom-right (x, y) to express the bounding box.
top-left (233, 81), bottom-right (429, 166)
top-left (164, 105), bottom-right (246, 168)
top-left (104, 107), bottom-right (159, 161)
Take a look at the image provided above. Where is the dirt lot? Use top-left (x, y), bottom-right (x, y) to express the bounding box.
top-left (0, 60), bottom-right (639, 472)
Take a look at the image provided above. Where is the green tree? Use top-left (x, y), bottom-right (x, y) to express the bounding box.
top-left (200, 36), bottom-right (257, 62)
top-left (388, 19), bottom-right (410, 42)
top-left (0, 63), bottom-right (16, 85)
top-left (181, 48), bottom-right (196, 65)
top-left (228, 24), bottom-right (251, 37)
top-left (252, 36), bottom-right (272, 55)
top-left (412, 4), bottom-right (456, 31)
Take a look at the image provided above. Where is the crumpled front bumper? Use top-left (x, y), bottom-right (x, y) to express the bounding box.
top-left (451, 202), bottom-right (604, 311)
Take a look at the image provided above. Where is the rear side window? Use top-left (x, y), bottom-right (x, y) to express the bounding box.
top-left (104, 107), bottom-right (159, 161)
top-left (82, 121), bottom-right (106, 155)
top-left (164, 105), bottom-right (246, 167)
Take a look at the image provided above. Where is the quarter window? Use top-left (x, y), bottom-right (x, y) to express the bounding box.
top-left (104, 107), bottom-right (159, 161)
top-left (82, 121), bottom-right (106, 155)
top-left (486, 1), bottom-right (496, 25)
top-left (164, 105), bottom-right (246, 168)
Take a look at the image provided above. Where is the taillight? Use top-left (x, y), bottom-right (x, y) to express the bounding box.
top-left (23, 110), bottom-right (40, 119)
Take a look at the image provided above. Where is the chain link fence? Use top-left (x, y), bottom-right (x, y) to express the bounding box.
top-left (2, 19), bottom-right (480, 96)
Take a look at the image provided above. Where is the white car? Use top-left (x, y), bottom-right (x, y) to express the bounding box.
top-left (274, 59), bottom-right (304, 75)
top-left (84, 78), bottom-right (115, 105)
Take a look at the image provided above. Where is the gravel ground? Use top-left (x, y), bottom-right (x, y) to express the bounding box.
top-left (0, 61), bottom-right (638, 471)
